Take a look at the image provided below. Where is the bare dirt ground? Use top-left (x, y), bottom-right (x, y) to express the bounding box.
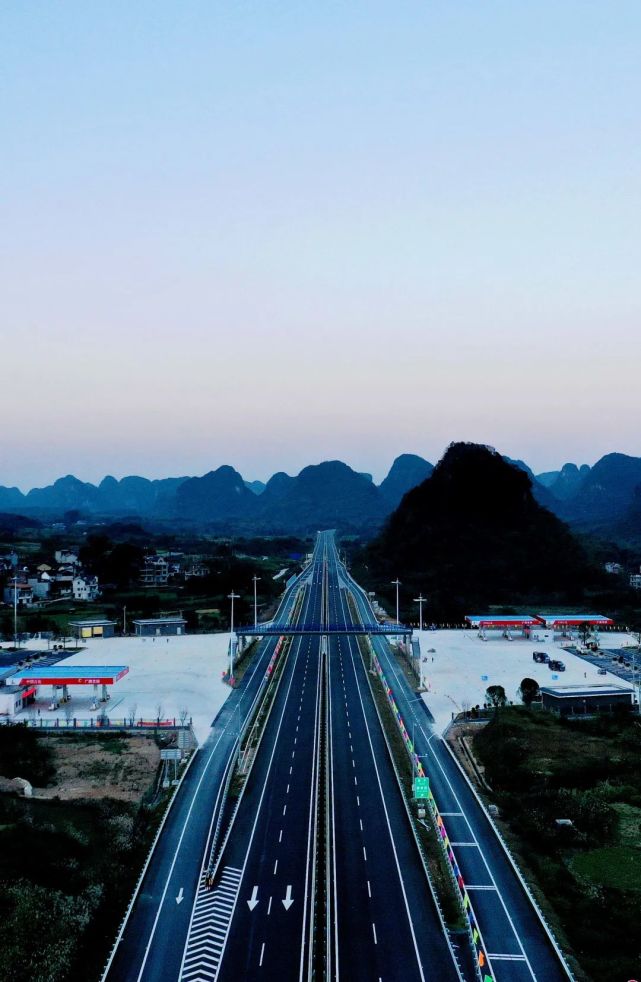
top-left (33, 734), bottom-right (160, 802)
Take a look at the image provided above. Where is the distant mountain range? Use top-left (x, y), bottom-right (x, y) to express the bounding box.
top-left (1, 449), bottom-right (640, 543)
top-left (0, 455), bottom-right (434, 534)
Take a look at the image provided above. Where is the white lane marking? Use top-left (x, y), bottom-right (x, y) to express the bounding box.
top-left (145, 627), bottom-right (283, 982)
top-left (487, 954), bottom-right (528, 961)
top-left (337, 593), bottom-right (429, 982)
top-left (367, 880), bottom-right (371, 898)
top-left (279, 829), bottom-right (283, 843)
top-left (194, 583), bottom-right (317, 982)
top-left (367, 628), bottom-right (514, 979)
top-left (259, 942), bottom-right (266, 966)
top-left (359, 819), bottom-right (363, 831)
top-left (372, 923), bottom-right (377, 945)
top-left (363, 846), bottom-right (367, 861)
top-left (267, 896), bottom-right (273, 915)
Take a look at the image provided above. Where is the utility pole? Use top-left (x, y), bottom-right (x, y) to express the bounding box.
top-left (252, 575), bottom-right (260, 631)
top-left (13, 576), bottom-right (18, 648)
top-left (391, 578), bottom-right (401, 625)
top-left (228, 591), bottom-right (240, 681)
top-left (414, 594), bottom-right (426, 632)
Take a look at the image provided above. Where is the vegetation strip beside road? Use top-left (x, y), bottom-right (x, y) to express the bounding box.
top-left (0, 725), bottom-right (181, 982)
top-left (472, 707), bottom-right (641, 982)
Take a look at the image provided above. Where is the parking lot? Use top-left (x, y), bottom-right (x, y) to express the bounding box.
top-left (0, 633), bottom-right (234, 744)
top-left (572, 643), bottom-right (641, 684)
top-left (415, 629), bottom-right (637, 733)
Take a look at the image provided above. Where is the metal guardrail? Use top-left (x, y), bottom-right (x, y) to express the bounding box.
top-left (0, 717), bottom-right (193, 730)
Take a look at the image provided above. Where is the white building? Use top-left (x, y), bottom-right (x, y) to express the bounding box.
top-left (2, 582), bottom-right (33, 607)
top-left (72, 575), bottom-right (100, 601)
top-left (140, 556), bottom-right (171, 587)
top-left (27, 572), bottom-right (51, 600)
top-left (55, 550), bottom-right (79, 566)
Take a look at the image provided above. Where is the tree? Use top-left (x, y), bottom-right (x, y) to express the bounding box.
top-left (518, 677), bottom-right (540, 707)
top-left (485, 685), bottom-right (507, 709)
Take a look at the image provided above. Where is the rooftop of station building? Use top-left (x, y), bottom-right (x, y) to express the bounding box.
top-left (540, 683), bottom-right (632, 698)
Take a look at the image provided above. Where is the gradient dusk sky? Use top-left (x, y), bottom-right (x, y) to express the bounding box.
top-left (2, 2), bottom-right (640, 490)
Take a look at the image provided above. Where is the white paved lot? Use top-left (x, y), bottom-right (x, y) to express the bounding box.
top-left (415, 629), bottom-right (636, 733)
top-left (3, 634), bottom-right (234, 744)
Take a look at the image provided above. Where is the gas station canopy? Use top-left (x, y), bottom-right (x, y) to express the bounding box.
top-left (465, 615), bottom-right (542, 628)
top-left (536, 614), bottom-right (613, 628)
top-left (6, 666), bottom-right (129, 686)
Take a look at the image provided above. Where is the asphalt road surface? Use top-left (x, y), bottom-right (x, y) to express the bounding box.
top-left (106, 530), bottom-right (571, 982)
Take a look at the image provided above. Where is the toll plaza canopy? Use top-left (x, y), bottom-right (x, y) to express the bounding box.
top-left (6, 666), bottom-right (129, 686)
top-left (465, 614), bottom-right (542, 628)
top-left (536, 614), bottom-right (614, 628)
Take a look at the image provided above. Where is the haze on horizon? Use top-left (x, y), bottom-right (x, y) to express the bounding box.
top-left (2, 2), bottom-right (640, 491)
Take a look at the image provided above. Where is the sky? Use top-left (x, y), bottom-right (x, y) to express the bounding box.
top-left (2, 2), bottom-right (640, 490)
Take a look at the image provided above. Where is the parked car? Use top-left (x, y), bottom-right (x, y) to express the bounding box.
top-left (597, 667), bottom-right (607, 675)
top-left (548, 659), bottom-right (566, 672)
top-left (533, 651), bottom-right (549, 663)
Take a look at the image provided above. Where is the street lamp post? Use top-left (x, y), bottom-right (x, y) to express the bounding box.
top-left (252, 575), bottom-right (260, 631)
top-left (414, 594), bottom-right (426, 632)
top-left (228, 591), bottom-right (240, 681)
top-left (12, 576), bottom-right (18, 648)
top-left (391, 578), bottom-right (401, 625)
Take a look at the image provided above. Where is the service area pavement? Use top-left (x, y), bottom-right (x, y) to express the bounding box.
top-left (2, 634), bottom-right (234, 743)
top-left (414, 629), bottom-right (636, 733)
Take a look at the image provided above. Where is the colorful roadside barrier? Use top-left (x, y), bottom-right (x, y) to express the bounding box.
top-left (371, 650), bottom-right (494, 982)
top-left (265, 636), bottom-right (285, 677)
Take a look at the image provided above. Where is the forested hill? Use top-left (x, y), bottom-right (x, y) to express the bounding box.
top-left (365, 442), bottom-right (602, 617)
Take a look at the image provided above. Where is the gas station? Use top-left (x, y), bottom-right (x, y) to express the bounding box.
top-left (465, 614), bottom-right (543, 640)
top-left (5, 665), bottom-right (129, 711)
top-left (536, 613), bottom-right (614, 637)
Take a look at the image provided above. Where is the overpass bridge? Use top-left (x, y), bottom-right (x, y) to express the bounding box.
top-left (236, 621), bottom-right (412, 638)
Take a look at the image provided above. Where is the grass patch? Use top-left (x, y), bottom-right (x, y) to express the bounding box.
top-left (612, 801), bottom-right (641, 844)
top-left (473, 707), bottom-right (641, 982)
top-left (570, 846), bottom-right (641, 891)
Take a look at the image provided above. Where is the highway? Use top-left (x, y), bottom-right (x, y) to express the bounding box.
top-left (344, 562), bottom-right (572, 982)
top-left (325, 536), bottom-right (461, 981)
top-left (104, 565), bottom-right (309, 982)
top-left (176, 531), bottom-right (460, 981)
top-left (188, 550), bottom-right (324, 980)
top-left (105, 529), bottom-right (571, 982)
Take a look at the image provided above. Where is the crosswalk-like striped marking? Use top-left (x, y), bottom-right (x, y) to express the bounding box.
top-left (181, 866), bottom-right (243, 982)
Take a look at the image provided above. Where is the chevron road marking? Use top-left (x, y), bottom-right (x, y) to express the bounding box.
top-left (181, 867), bottom-right (242, 982)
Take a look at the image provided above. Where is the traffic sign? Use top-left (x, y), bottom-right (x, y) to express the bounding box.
top-left (413, 776), bottom-right (430, 798)
top-left (160, 748), bottom-right (182, 760)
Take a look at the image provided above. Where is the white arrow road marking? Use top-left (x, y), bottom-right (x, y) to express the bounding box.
top-left (282, 885), bottom-right (294, 910)
top-left (247, 885), bottom-right (259, 911)
top-left (176, 887), bottom-right (184, 905)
